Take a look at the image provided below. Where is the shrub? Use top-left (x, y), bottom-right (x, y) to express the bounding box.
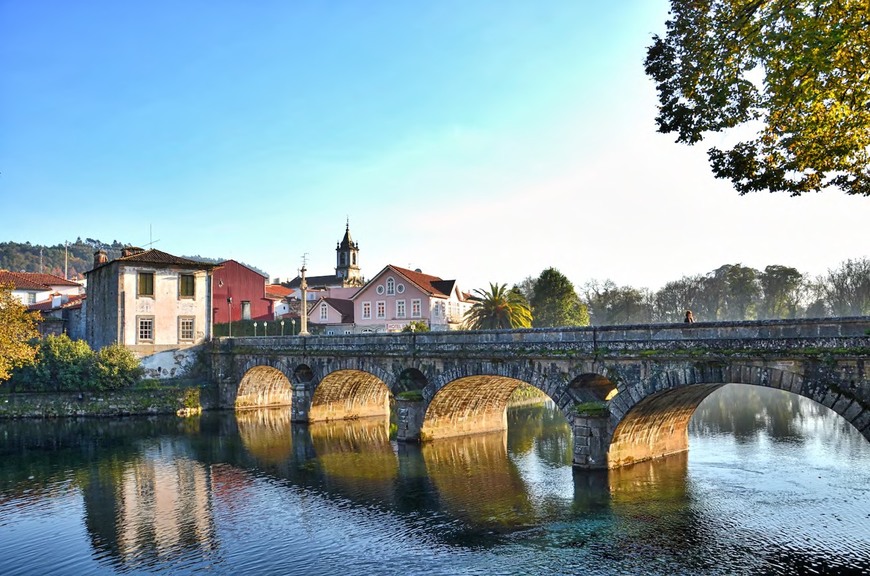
top-left (30, 334), bottom-right (95, 391)
top-left (10, 335), bottom-right (144, 392)
top-left (94, 344), bottom-right (144, 390)
top-left (396, 390), bottom-right (424, 401)
top-left (573, 401), bottom-right (609, 417)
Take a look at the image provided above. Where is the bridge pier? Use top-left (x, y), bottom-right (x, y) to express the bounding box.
top-left (396, 398), bottom-right (425, 442)
top-left (290, 382), bottom-right (311, 422)
top-left (572, 415), bottom-right (610, 469)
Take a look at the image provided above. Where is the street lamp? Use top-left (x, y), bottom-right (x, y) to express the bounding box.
top-left (253, 321), bottom-right (258, 337)
top-left (291, 318), bottom-right (296, 335)
top-left (264, 321), bottom-right (268, 336)
top-left (227, 297), bottom-right (233, 338)
top-left (280, 320), bottom-right (285, 336)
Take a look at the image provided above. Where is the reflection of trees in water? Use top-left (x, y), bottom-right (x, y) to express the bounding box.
top-left (236, 407), bottom-right (294, 465)
top-left (507, 402), bottom-right (572, 466)
top-left (690, 384), bottom-right (857, 443)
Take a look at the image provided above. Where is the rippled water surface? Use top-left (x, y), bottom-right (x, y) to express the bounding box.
top-left (0, 384), bottom-right (868, 575)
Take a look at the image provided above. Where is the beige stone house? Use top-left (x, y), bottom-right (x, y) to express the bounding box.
top-left (85, 247), bottom-right (215, 355)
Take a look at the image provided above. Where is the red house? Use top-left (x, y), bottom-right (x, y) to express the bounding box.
top-left (212, 260), bottom-right (273, 324)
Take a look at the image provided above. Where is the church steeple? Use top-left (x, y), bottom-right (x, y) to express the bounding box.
top-left (335, 219), bottom-right (362, 286)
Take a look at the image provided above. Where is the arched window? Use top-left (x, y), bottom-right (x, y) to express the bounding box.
top-left (320, 302), bottom-right (328, 320)
top-left (386, 277), bottom-right (395, 295)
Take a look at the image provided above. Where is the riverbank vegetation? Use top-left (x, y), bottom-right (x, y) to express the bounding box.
top-left (4, 334), bottom-right (143, 392)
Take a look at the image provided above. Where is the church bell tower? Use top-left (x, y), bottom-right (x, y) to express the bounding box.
top-left (335, 220), bottom-right (362, 286)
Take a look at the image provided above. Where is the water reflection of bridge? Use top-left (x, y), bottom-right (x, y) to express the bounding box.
top-left (229, 407), bottom-right (697, 530)
top-left (213, 318), bottom-right (870, 469)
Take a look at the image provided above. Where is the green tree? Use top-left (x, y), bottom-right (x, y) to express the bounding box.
top-left (464, 283), bottom-right (532, 330)
top-left (0, 283), bottom-right (39, 382)
top-left (28, 334), bottom-right (95, 391)
top-left (401, 320), bottom-right (430, 333)
top-left (583, 280), bottom-right (654, 325)
top-left (718, 264), bottom-right (761, 320)
top-left (530, 268), bottom-right (589, 328)
top-left (653, 275), bottom-right (705, 323)
top-left (759, 265), bottom-right (805, 319)
top-left (813, 257), bottom-right (870, 316)
top-left (645, 1), bottom-right (870, 196)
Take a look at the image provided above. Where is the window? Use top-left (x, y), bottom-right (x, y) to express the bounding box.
top-left (396, 283), bottom-right (405, 294)
top-left (179, 274), bottom-right (195, 298)
top-left (396, 300), bottom-right (406, 318)
top-left (376, 301), bottom-right (385, 319)
top-left (320, 302), bottom-right (329, 320)
top-left (137, 316), bottom-right (154, 342)
top-left (241, 301), bottom-right (251, 320)
top-left (344, 329), bottom-right (352, 335)
top-left (27, 292), bottom-right (36, 304)
top-left (326, 329), bottom-right (335, 335)
top-left (137, 272), bottom-right (154, 297)
top-left (362, 301), bottom-right (371, 319)
top-left (376, 285), bottom-right (385, 295)
top-left (432, 302), bottom-right (440, 317)
top-left (386, 277), bottom-right (395, 295)
top-left (179, 317), bottom-right (195, 341)
top-left (411, 299), bottom-right (421, 318)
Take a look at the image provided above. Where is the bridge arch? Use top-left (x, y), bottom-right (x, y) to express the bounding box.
top-left (605, 362), bottom-right (869, 468)
top-left (422, 366), bottom-right (573, 441)
top-left (310, 367), bottom-right (391, 422)
top-left (236, 364), bottom-right (294, 409)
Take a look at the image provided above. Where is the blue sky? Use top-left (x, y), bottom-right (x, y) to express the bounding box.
top-left (1, 1), bottom-right (867, 290)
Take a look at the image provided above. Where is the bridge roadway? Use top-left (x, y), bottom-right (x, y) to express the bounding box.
top-left (209, 317), bottom-right (870, 469)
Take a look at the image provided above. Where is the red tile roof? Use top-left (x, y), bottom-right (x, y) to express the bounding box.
top-left (28, 294), bottom-right (85, 312)
top-left (390, 265), bottom-right (456, 298)
top-left (265, 284), bottom-right (293, 299)
top-left (0, 270), bottom-right (81, 290)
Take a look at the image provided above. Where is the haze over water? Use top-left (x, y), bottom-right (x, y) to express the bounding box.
top-left (0, 384), bottom-right (868, 575)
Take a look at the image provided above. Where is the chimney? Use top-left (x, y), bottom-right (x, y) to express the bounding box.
top-left (93, 250), bottom-right (108, 268)
top-left (121, 246), bottom-right (144, 258)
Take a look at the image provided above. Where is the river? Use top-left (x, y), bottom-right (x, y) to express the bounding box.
top-left (0, 384), bottom-right (868, 575)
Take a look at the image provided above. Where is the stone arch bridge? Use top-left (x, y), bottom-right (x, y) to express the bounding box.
top-left (209, 317), bottom-right (870, 469)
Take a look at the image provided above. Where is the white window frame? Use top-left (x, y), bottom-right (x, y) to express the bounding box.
top-left (320, 301), bottom-right (329, 321)
top-left (376, 300), bottom-right (386, 319)
top-left (137, 316), bottom-right (154, 343)
top-left (178, 316), bottom-right (195, 341)
top-left (411, 299), bottom-right (421, 318)
top-left (362, 301), bottom-right (371, 319)
top-left (396, 299), bottom-right (406, 318)
top-left (386, 277), bottom-right (395, 295)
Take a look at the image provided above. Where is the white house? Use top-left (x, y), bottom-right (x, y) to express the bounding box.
top-left (84, 248), bottom-right (216, 356)
top-left (0, 270), bottom-right (83, 305)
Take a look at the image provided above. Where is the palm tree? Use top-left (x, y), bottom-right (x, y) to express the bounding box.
top-left (464, 283), bottom-right (532, 330)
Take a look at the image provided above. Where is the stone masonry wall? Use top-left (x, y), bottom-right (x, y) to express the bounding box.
top-left (0, 388), bottom-right (202, 419)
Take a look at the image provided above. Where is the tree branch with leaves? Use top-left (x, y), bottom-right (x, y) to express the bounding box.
top-left (646, 0), bottom-right (870, 195)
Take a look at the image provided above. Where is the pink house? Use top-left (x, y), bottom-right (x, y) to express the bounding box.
top-left (349, 265), bottom-right (473, 333)
top-left (308, 297), bottom-right (355, 335)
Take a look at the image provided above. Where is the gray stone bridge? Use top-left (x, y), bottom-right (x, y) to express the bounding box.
top-left (209, 317), bottom-right (870, 469)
